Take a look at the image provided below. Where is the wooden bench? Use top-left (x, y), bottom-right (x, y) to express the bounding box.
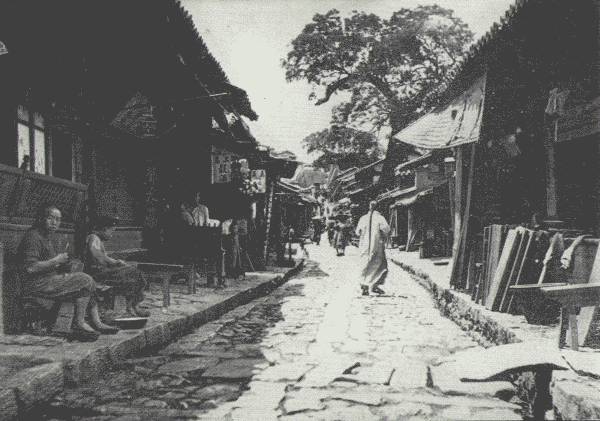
top-left (510, 236), bottom-right (598, 325)
top-left (134, 262), bottom-right (196, 306)
top-left (539, 239), bottom-right (600, 350)
top-left (541, 284), bottom-right (600, 350)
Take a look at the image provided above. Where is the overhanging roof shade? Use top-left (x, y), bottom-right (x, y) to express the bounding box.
top-left (394, 153), bottom-right (433, 174)
top-left (355, 159), bottom-right (385, 175)
top-left (377, 186), bottom-right (417, 203)
top-left (392, 179), bottom-right (449, 208)
top-left (347, 183), bottom-right (376, 197)
top-left (393, 75), bottom-right (486, 149)
top-left (392, 188), bottom-right (433, 208)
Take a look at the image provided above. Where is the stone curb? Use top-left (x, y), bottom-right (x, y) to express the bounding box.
top-left (0, 260), bottom-right (304, 421)
top-left (389, 256), bottom-right (600, 420)
top-left (389, 257), bottom-right (519, 347)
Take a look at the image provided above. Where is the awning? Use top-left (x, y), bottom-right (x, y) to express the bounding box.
top-left (347, 183), bottom-right (376, 197)
top-left (377, 186), bottom-right (417, 203)
top-left (394, 153), bottom-right (432, 175)
top-left (392, 187), bottom-right (434, 208)
top-left (393, 74), bottom-right (486, 149)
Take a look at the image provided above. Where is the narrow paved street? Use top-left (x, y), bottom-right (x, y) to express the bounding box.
top-left (46, 243), bottom-right (524, 420)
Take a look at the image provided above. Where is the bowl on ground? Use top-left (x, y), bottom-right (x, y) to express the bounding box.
top-left (112, 317), bottom-right (148, 330)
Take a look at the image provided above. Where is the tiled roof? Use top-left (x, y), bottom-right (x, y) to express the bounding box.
top-left (393, 75), bottom-right (486, 150)
top-left (171, 0), bottom-right (259, 120)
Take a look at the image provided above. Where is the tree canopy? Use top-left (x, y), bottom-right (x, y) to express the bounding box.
top-left (302, 126), bottom-right (382, 171)
top-left (283, 6), bottom-right (473, 136)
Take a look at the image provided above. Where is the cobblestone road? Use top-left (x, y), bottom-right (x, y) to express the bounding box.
top-left (45, 244), bottom-right (525, 420)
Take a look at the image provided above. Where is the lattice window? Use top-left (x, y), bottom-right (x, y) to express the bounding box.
top-left (17, 105), bottom-right (47, 174)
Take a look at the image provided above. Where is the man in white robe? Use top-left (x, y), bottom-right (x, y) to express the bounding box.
top-left (356, 201), bottom-right (391, 296)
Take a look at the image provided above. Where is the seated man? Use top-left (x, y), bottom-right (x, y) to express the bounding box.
top-left (18, 205), bottom-right (118, 341)
top-left (84, 216), bottom-right (150, 317)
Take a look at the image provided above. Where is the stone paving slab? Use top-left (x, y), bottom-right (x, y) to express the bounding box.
top-left (0, 261), bottom-right (302, 421)
top-left (388, 249), bottom-right (600, 421)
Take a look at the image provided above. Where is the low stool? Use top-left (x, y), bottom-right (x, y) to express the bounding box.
top-left (21, 296), bottom-right (54, 333)
top-left (21, 296), bottom-right (76, 335)
top-left (95, 284), bottom-right (127, 314)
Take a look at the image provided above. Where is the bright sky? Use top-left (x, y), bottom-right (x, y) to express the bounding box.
top-left (182, 0), bottom-right (515, 163)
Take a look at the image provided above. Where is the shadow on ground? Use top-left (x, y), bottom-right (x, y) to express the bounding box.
top-left (39, 261), bottom-right (328, 420)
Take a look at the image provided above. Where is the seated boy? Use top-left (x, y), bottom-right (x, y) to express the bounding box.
top-left (84, 216), bottom-right (150, 317)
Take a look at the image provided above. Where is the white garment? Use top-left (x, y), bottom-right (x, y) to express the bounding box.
top-left (356, 210), bottom-right (391, 287)
top-left (192, 204), bottom-right (210, 226)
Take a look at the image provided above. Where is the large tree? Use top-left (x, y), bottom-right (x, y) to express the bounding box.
top-left (283, 5), bottom-right (473, 140)
top-left (303, 126), bottom-right (382, 171)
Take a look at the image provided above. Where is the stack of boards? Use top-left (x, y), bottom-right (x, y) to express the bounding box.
top-left (470, 225), bottom-right (548, 314)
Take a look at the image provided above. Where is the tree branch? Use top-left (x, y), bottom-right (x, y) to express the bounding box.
top-left (315, 74), bottom-right (360, 105)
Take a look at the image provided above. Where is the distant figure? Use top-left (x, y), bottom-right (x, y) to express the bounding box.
top-left (20, 154), bottom-right (30, 170)
top-left (192, 192), bottom-right (210, 227)
top-left (180, 201), bottom-right (194, 226)
top-left (356, 201), bottom-right (391, 296)
top-left (299, 240), bottom-right (310, 260)
top-left (312, 218), bottom-right (323, 245)
top-left (334, 218), bottom-right (350, 256)
top-left (222, 217), bottom-right (244, 280)
top-left (327, 220), bottom-right (336, 246)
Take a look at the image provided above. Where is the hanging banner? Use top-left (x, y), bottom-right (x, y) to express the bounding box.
top-left (557, 96), bottom-right (600, 143)
top-left (251, 169), bottom-right (267, 193)
top-left (211, 146), bottom-right (238, 184)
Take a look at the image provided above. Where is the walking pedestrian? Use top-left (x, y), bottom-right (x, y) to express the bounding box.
top-left (356, 201), bottom-right (391, 296)
top-left (334, 217), bottom-right (350, 256)
top-left (327, 220), bottom-right (336, 247)
top-left (312, 218), bottom-right (323, 245)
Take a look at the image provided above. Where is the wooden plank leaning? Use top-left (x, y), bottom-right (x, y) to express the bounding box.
top-left (499, 228), bottom-right (531, 312)
top-left (486, 229), bottom-right (521, 311)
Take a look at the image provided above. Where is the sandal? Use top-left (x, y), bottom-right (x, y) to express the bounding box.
top-left (372, 286), bottom-right (385, 295)
top-left (94, 324), bottom-right (120, 334)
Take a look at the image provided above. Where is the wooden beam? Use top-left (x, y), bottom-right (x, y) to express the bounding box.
top-left (449, 147), bottom-right (463, 286)
top-left (545, 124), bottom-right (558, 218)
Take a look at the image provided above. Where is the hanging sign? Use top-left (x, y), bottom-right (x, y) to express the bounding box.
top-left (211, 146), bottom-right (238, 184)
top-left (251, 169), bottom-right (267, 193)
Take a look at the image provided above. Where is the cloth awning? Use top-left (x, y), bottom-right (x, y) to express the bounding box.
top-left (393, 74), bottom-right (486, 149)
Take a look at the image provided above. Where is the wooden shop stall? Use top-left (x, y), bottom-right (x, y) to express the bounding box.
top-left (398, 0), bottom-right (600, 349)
